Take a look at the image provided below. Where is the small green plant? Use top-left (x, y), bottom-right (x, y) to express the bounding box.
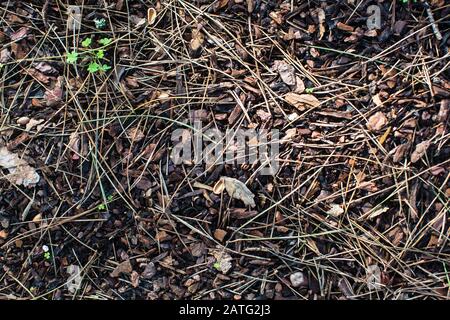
top-left (42, 245), bottom-right (51, 260)
top-left (94, 18), bottom-right (107, 29)
top-left (98, 37), bottom-right (112, 46)
top-left (66, 37), bottom-right (112, 74)
top-left (96, 49), bottom-right (105, 59)
top-left (305, 87), bottom-right (314, 94)
top-left (66, 51), bottom-right (78, 64)
top-left (81, 37), bottom-right (92, 48)
top-left (97, 194), bottom-right (113, 210)
top-left (213, 262), bottom-right (221, 271)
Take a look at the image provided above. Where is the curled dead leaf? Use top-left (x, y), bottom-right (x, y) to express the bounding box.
top-left (273, 60), bottom-right (296, 86)
top-left (216, 177), bottom-right (256, 207)
top-left (411, 140), bottom-right (431, 163)
top-left (0, 147), bottom-right (40, 187)
top-left (147, 8), bottom-right (157, 25)
top-left (44, 76), bottom-right (63, 107)
top-left (392, 143), bottom-right (409, 163)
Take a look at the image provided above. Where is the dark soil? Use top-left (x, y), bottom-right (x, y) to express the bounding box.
top-left (0, 0), bottom-right (449, 300)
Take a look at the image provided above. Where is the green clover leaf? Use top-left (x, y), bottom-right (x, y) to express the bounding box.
top-left (305, 88), bottom-right (314, 94)
top-left (66, 51), bottom-right (78, 64)
top-left (98, 64), bottom-right (111, 72)
top-left (87, 62), bottom-right (100, 73)
top-left (96, 50), bottom-right (105, 59)
top-left (98, 37), bottom-right (112, 46)
top-left (81, 37), bottom-right (92, 48)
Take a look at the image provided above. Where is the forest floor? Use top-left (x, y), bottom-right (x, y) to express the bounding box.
top-left (0, 0), bottom-right (449, 300)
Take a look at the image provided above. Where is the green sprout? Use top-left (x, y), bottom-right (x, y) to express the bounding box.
top-left (81, 37), bottom-right (92, 48)
top-left (66, 51), bottom-right (78, 64)
top-left (305, 87), bottom-right (314, 94)
top-left (98, 64), bottom-right (111, 72)
top-left (67, 36), bottom-right (112, 74)
top-left (96, 49), bottom-right (105, 59)
top-left (97, 194), bottom-right (113, 211)
top-left (87, 62), bottom-right (100, 73)
top-left (98, 37), bottom-right (112, 46)
top-left (44, 252), bottom-right (51, 260)
top-left (213, 262), bottom-right (221, 271)
top-left (94, 18), bottom-right (107, 29)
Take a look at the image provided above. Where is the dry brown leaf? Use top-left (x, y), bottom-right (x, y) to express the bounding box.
top-left (110, 260), bottom-right (132, 277)
top-left (67, 6), bottom-right (82, 31)
top-left (212, 249), bottom-right (233, 274)
top-left (213, 229), bottom-right (227, 242)
top-left (147, 8), bottom-right (157, 25)
top-left (10, 27), bottom-right (29, 41)
top-left (0, 230), bottom-right (9, 239)
top-left (26, 68), bottom-right (52, 84)
top-left (317, 9), bottom-right (326, 39)
top-left (366, 111), bottom-right (387, 131)
top-left (25, 119), bottom-right (44, 132)
top-left (213, 178), bottom-right (225, 194)
top-left (32, 213), bottom-right (42, 224)
top-left (44, 76), bottom-right (63, 107)
top-left (216, 177), bottom-right (256, 207)
top-left (190, 29), bottom-right (204, 52)
top-left (0, 48), bottom-right (11, 63)
top-left (411, 140), bottom-right (431, 163)
top-left (372, 94), bottom-right (383, 107)
top-left (294, 76), bottom-right (305, 93)
top-left (126, 127), bottom-right (145, 142)
top-left (285, 93), bottom-right (320, 111)
top-left (0, 147), bottom-right (40, 187)
top-left (68, 132), bottom-right (80, 160)
top-left (256, 109), bottom-right (271, 122)
top-left (131, 271), bottom-right (140, 288)
top-left (392, 143), bottom-right (409, 163)
top-left (269, 11), bottom-right (283, 25)
top-left (273, 60), bottom-right (296, 86)
top-left (211, 0), bottom-right (229, 12)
